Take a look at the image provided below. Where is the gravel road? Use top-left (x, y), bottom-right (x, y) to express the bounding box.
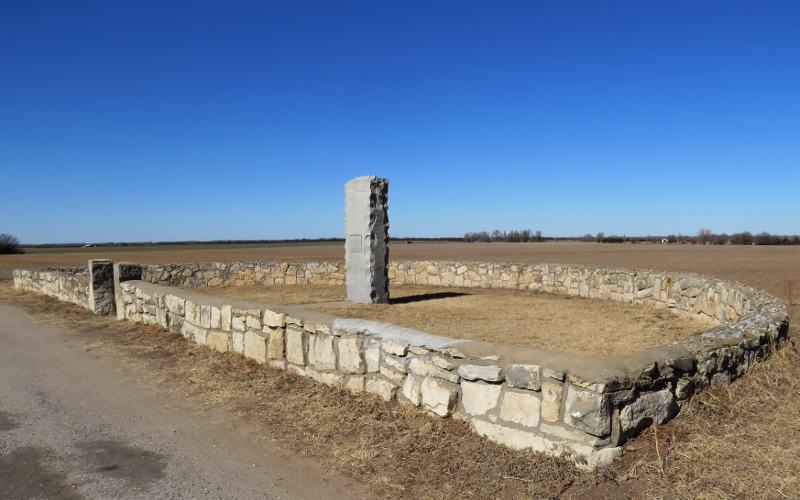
top-left (0, 304), bottom-right (372, 499)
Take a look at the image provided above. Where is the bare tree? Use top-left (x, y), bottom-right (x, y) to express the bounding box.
top-left (697, 228), bottom-right (713, 245)
top-left (0, 233), bottom-right (23, 254)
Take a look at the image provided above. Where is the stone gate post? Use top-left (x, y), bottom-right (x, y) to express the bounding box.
top-left (88, 259), bottom-right (115, 315)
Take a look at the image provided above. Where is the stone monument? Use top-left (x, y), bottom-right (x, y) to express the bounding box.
top-left (344, 175), bottom-right (389, 303)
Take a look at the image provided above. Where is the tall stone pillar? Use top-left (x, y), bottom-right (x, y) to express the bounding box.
top-left (345, 176), bottom-right (389, 303)
top-left (88, 259), bottom-right (115, 315)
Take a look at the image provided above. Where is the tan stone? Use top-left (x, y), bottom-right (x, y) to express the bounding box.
top-left (220, 305), bottom-right (232, 332)
top-left (308, 334), bottom-right (337, 371)
top-left (244, 330), bottom-right (267, 363)
top-left (366, 377), bottom-right (397, 402)
top-left (206, 330), bottom-right (229, 353)
top-left (401, 373), bottom-right (423, 406)
top-left (499, 388), bottom-right (541, 428)
top-left (541, 380), bottom-right (563, 423)
top-left (344, 375), bottom-right (365, 393)
top-left (337, 337), bottom-right (364, 374)
top-left (421, 377), bottom-right (459, 417)
top-left (285, 326), bottom-right (305, 365)
top-left (263, 309), bottom-right (286, 328)
top-left (267, 328), bottom-right (285, 359)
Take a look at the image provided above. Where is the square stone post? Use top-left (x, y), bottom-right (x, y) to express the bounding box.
top-left (88, 259), bottom-right (115, 315)
top-left (113, 262), bottom-right (143, 320)
top-left (345, 175), bottom-right (389, 303)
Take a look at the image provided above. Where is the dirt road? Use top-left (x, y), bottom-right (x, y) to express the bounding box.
top-left (0, 304), bottom-right (371, 499)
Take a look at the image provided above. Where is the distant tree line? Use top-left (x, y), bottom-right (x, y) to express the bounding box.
top-left (581, 230), bottom-right (800, 245)
top-left (464, 229), bottom-right (544, 243)
top-left (0, 233), bottom-right (23, 254)
top-left (464, 229), bottom-right (800, 245)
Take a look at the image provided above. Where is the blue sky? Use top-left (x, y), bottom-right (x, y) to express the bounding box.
top-left (1, 1), bottom-right (798, 243)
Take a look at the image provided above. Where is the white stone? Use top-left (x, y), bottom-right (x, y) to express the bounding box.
top-left (205, 330), bottom-right (229, 353)
top-left (499, 389), bottom-right (541, 428)
top-left (541, 380), bottom-right (563, 423)
top-left (246, 315), bottom-right (262, 330)
top-left (200, 305), bottom-right (211, 329)
top-left (432, 355), bottom-right (455, 371)
top-left (337, 337), bottom-right (364, 374)
top-left (408, 357), bottom-right (432, 377)
top-left (210, 306), bottom-right (222, 330)
top-left (232, 316), bottom-right (246, 332)
top-left (220, 305), bottom-right (232, 332)
top-left (380, 365), bottom-right (406, 386)
top-left (263, 309), bottom-right (286, 328)
top-left (364, 346), bottom-right (380, 373)
top-left (366, 377), bottom-right (397, 402)
top-left (458, 364), bottom-right (504, 382)
top-left (232, 330), bottom-right (245, 353)
top-left (471, 419), bottom-right (555, 453)
top-left (308, 334), bottom-right (337, 371)
top-left (401, 373), bottom-right (423, 406)
top-left (165, 294), bottom-right (185, 315)
top-left (244, 330), bottom-right (267, 363)
top-left (381, 339), bottom-right (407, 356)
top-left (285, 326), bottom-right (305, 365)
top-left (344, 375), bottom-right (365, 393)
top-left (383, 354), bottom-right (409, 373)
top-left (421, 377), bottom-right (459, 417)
top-left (461, 381), bottom-right (501, 416)
top-left (345, 175), bottom-right (389, 304)
top-left (267, 328), bottom-right (285, 359)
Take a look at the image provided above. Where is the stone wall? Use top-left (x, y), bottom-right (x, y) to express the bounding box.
top-left (15, 259), bottom-right (790, 467)
top-left (115, 264), bottom-right (788, 468)
top-left (12, 267), bottom-right (91, 309)
top-left (141, 261), bottom-right (345, 287)
top-left (143, 260), bottom-right (760, 325)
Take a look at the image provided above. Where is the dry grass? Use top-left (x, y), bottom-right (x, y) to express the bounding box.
top-left (199, 284), bottom-right (711, 356)
top-left (623, 343), bottom-right (800, 499)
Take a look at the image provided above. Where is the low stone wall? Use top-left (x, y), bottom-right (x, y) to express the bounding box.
top-left (144, 260), bottom-right (757, 324)
top-left (142, 261), bottom-right (345, 287)
top-left (14, 259), bottom-right (790, 467)
top-left (13, 260), bottom-right (116, 314)
top-left (13, 267), bottom-right (91, 309)
top-left (116, 267), bottom-right (787, 467)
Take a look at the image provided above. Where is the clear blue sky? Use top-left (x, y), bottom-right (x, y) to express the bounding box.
top-left (1, 1), bottom-right (798, 244)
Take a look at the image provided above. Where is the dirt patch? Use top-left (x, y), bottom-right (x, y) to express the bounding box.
top-left (0, 411), bottom-right (19, 432)
top-left (76, 440), bottom-right (167, 489)
top-left (197, 284), bottom-right (712, 356)
top-left (0, 446), bottom-right (83, 499)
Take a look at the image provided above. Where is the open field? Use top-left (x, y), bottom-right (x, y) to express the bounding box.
top-left (2, 241), bottom-right (799, 497)
top-left (199, 284), bottom-right (710, 356)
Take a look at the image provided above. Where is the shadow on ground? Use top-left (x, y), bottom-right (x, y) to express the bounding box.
top-left (389, 291), bottom-right (470, 304)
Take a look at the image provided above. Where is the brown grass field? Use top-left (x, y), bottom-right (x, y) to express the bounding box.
top-left (199, 284), bottom-right (711, 356)
top-left (1, 241), bottom-right (799, 498)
